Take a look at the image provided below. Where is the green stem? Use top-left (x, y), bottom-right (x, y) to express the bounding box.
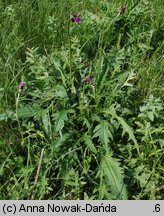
top-left (16, 91), bottom-right (24, 142)
top-left (95, 13), bottom-right (121, 105)
top-left (68, 20), bottom-right (73, 85)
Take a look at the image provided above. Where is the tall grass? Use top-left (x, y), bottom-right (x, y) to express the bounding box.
top-left (0, 0), bottom-right (163, 200)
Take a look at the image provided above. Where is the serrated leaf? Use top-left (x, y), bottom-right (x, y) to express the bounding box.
top-left (18, 106), bottom-right (36, 118)
top-left (55, 85), bottom-right (68, 100)
top-left (82, 117), bottom-right (91, 132)
top-left (101, 109), bottom-right (139, 154)
top-left (53, 133), bottom-right (70, 149)
top-left (115, 116), bottom-right (139, 154)
top-left (93, 121), bottom-right (113, 151)
top-left (147, 111), bottom-right (154, 121)
top-left (34, 108), bottom-right (50, 134)
top-left (122, 71), bottom-right (136, 88)
top-left (83, 134), bottom-right (97, 154)
top-left (52, 110), bottom-right (70, 132)
top-left (140, 105), bottom-right (148, 112)
top-left (99, 153), bottom-right (128, 200)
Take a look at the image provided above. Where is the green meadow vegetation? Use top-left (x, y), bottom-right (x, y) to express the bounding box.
top-left (0, 0), bottom-right (163, 200)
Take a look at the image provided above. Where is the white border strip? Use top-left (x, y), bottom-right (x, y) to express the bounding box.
top-left (0, 200), bottom-right (163, 216)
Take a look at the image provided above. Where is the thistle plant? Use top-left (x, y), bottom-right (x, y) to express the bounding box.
top-left (0, 0), bottom-right (163, 200)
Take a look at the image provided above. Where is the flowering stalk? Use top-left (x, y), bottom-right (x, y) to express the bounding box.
top-left (96, 10), bottom-right (123, 91)
top-left (68, 14), bottom-right (81, 92)
top-left (16, 82), bottom-right (25, 142)
top-left (68, 16), bottom-right (73, 86)
top-left (15, 91), bottom-right (23, 141)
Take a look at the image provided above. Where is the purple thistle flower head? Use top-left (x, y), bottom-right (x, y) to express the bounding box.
top-left (74, 15), bottom-right (81, 24)
top-left (70, 15), bottom-right (81, 24)
top-left (120, 4), bottom-right (126, 14)
top-left (19, 81), bottom-right (26, 87)
top-left (84, 75), bottom-right (93, 84)
top-left (16, 81), bottom-right (26, 92)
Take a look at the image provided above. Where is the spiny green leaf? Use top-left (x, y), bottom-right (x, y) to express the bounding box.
top-left (55, 85), bottom-right (68, 100)
top-left (52, 109), bottom-right (73, 132)
top-left (82, 117), bottom-right (91, 132)
top-left (99, 153), bottom-right (128, 200)
top-left (83, 134), bottom-right (97, 154)
top-left (18, 105), bottom-right (38, 118)
top-left (93, 121), bottom-right (113, 151)
top-left (52, 110), bottom-right (68, 132)
top-left (102, 109), bottom-right (139, 154)
top-left (115, 116), bottom-right (140, 154)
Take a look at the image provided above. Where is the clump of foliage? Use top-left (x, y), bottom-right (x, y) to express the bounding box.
top-left (0, 0), bottom-right (163, 200)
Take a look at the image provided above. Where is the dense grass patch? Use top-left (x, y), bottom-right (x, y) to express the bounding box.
top-left (0, 0), bottom-right (163, 200)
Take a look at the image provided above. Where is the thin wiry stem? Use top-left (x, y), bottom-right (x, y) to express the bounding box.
top-left (31, 148), bottom-right (44, 199)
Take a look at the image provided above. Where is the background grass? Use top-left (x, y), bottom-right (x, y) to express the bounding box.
top-left (0, 0), bottom-right (163, 200)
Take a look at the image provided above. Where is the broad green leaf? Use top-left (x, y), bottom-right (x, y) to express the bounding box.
top-left (18, 106), bottom-right (36, 118)
top-left (99, 153), bottom-right (128, 199)
top-left (34, 108), bottom-right (50, 134)
top-left (93, 121), bottom-right (113, 151)
top-left (55, 85), bottom-right (68, 100)
top-left (83, 134), bottom-right (97, 154)
top-left (52, 109), bottom-right (72, 132)
top-left (0, 113), bottom-right (6, 121)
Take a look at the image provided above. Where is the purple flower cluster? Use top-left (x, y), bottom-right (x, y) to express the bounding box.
top-left (70, 15), bottom-right (81, 24)
top-left (19, 81), bottom-right (25, 87)
top-left (84, 75), bottom-right (93, 84)
top-left (17, 81), bottom-right (26, 91)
